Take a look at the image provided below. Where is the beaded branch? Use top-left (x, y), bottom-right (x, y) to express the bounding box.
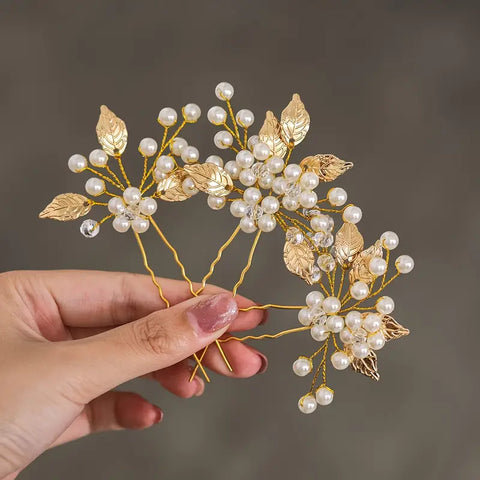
top-left (40, 82), bottom-right (414, 413)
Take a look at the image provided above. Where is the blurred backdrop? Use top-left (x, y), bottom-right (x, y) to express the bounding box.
top-left (1, 1), bottom-right (479, 479)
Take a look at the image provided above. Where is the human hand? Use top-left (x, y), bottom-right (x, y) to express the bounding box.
top-left (0, 270), bottom-right (267, 479)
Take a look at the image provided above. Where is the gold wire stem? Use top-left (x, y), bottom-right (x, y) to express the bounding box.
top-left (381, 249), bottom-right (390, 288)
top-left (318, 207), bottom-right (345, 214)
top-left (337, 268), bottom-right (346, 298)
top-left (341, 293), bottom-right (351, 305)
top-left (243, 127), bottom-right (248, 148)
top-left (91, 201), bottom-right (109, 206)
top-left (196, 224), bottom-right (241, 295)
top-left (140, 155), bottom-right (149, 190)
top-left (215, 340), bottom-right (233, 371)
top-left (222, 122), bottom-right (244, 149)
top-left (322, 336), bottom-right (329, 385)
top-left (86, 167), bottom-right (123, 190)
top-left (160, 127), bottom-right (169, 150)
top-left (330, 264), bottom-right (338, 295)
top-left (310, 336), bottom-right (330, 392)
top-left (105, 165), bottom-right (125, 189)
top-left (219, 326), bottom-right (310, 343)
top-left (133, 231), bottom-right (170, 308)
top-left (232, 230), bottom-right (262, 296)
top-left (331, 333), bottom-right (341, 351)
top-left (318, 281), bottom-right (330, 297)
top-left (239, 304), bottom-right (305, 312)
top-left (141, 179), bottom-right (156, 195)
top-left (98, 213), bottom-right (114, 225)
top-left (115, 155), bottom-right (131, 187)
top-left (189, 347), bottom-right (210, 382)
top-left (284, 146), bottom-right (294, 165)
top-left (103, 190), bottom-right (117, 197)
top-left (309, 341), bottom-right (328, 360)
top-left (228, 145), bottom-right (240, 154)
top-left (226, 99), bottom-right (240, 142)
top-left (316, 198), bottom-right (328, 205)
top-left (370, 272), bottom-right (399, 297)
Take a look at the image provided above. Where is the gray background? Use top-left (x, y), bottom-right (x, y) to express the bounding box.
top-left (1, 0), bottom-right (479, 479)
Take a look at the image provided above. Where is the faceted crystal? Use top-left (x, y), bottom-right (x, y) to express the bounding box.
top-left (309, 265), bottom-right (322, 283)
top-left (286, 227), bottom-right (304, 244)
top-left (80, 219), bottom-right (99, 238)
top-left (308, 231), bottom-right (325, 247)
top-left (245, 204), bottom-right (264, 220)
top-left (317, 253), bottom-right (335, 272)
top-left (252, 162), bottom-right (270, 179)
top-left (285, 182), bottom-right (301, 199)
top-left (319, 233), bottom-right (334, 248)
top-left (351, 327), bottom-right (368, 344)
top-left (303, 208), bottom-right (322, 218)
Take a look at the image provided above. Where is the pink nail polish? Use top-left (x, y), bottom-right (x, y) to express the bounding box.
top-left (257, 353), bottom-right (268, 374)
top-left (152, 406), bottom-right (163, 423)
top-left (187, 293), bottom-right (238, 335)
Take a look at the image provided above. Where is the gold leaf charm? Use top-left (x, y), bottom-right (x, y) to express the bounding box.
top-left (156, 170), bottom-right (190, 202)
top-left (39, 193), bottom-right (92, 221)
top-left (96, 105), bottom-right (128, 156)
top-left (280, 94), bottom-right (310, 146)
top-left (283, 239), bottom-right (316, 284)
top-left (349, 240), bottom-right (383, 284)
top-left (258, 111), bottom-right (288, 158)
top-left (333, 223), bottom-right (364, 267)
top-left (300, 154), bottom-right (353, 182)
top-left (183, 163), bottom-right (233, 197)
top-left (382, 315), bottom-right (410, 341)
top-left (350, 351), bottom-right (380, 381)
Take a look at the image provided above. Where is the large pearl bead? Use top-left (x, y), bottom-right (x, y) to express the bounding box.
top-left (322, 296), bottom-right (341, 314)
top-left (224, 160), bottom-right (240, 179)
top-left (247, 135), bottom-right (259, 149)
top-left (112, 216), bottom-right (130, 233)
top-left (351, 342), bottom-right (370, 359)
top-left (207, 195), bottom-right (226, 210)
top-left (350, 281), bottom-right (369, 300)
top-left (376, 296), bottom-right (395, 314)
top-left (315, 386), bottom-right (334, 406)
top-left (215, 81), bottom-right (234, 100)
top-left (108, 197), bottom-right (125, 215)
top-left (284, 164), bottom-right (302, 181)
top-left (257, 214), bottom-right (276, 232)
top-left (183, 103), bottom-right (201, 122)
top-left (89, 149), bottom-right (108, 167)
top-left (343, 205), bottom-right (362, 224)
top-left (299, 190), bottom-right (317, 208)
top-left (396, 255), bottom-right (414, 274)
top-left (214, 131), bottom-right (233, 149)
top-left (182, 177), bottom-right (198, 196)
top-left (282, 195), bottom-right (300, 211)
top-left (363, 313), bottom-right (382, 333)
top-left (331, 351), bottom-right (350, 370)
top-left (239, 168), bottom-right (257, 187)
top-left (132, 217), bottom-right (150, 233)
top-left (139, 197), bottom-right (158, 216)
top-left (305, 291), bottom-right (324, 308)
top-left (310, 214), bottom-right (330, 232)
top-left (298, 308), bottom-right (314, 326)
top-left (253, 142), bottom-right (270, 161)
top-left (369, 257), bottom-right (387, 276)
top-left (293, 357), bottom-right (312, 376)
top-left (258, 173), bottom-right (274, 190)
top-left (236, 150), bottom-right (254, 169)
top-left (68, 154), bottom-right (87, 173)
top-left (300, 172), bottom-right (319, 190)
top-left (261, 196), bottom-right (279, 214)
top-left (239, 216), bottom-right (257, 233)
top-left (326, 315), bottom-right (344, 333)
top-left (85, 177), bottom-right (105, 196)
top-left (158, 107), bottom-right (177, 126)
top-left (243, 187), bottom-right (262, 205)
top-left (311, 324), bottom-right (329, 341)
top-left (123, 187), bottom-right (141, 205)
top-left (298, 394), bottom-right (317, 414)
top-left (328, 187), bottom-right (347, 206)
top-left (272, 177), bottom-right (287, 195)
top-left (156, 155), bottom-right (175, 173)
top-left (367, 331), bottom-right (386, 350)
top-left (230, 199), bottom-right (248, 218)
top-left (139, 138), bottom-right (158, 157)
top-left (266, 156), bottom-right (284, 174)
top-left (205, 155), bottom-right (224, 167)
top-left (181, 146), bottom-right (199, 164)
top-left (340, 327), bottom-right (354, 344)
top-left (345, 311), bottom-right (362, 329)
top-left (381, 231), bottom-right (399, 250)
top-left (170, 137), bottom-right (188, 156)
top-left (236, 109), bottom-right (255, 127)
top-left (207, 106), bottom-right (227, 125)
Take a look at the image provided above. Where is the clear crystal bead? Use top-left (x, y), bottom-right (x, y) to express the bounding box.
top-left (308, 231), bottom-right (325, 247)
top-left (245, 204), bottom-right (264, 220)
top-left (80, 219), bottom-right (100, 238)
top-left (317, 253), bottom-right (335, 272)
top-left (124, 204), bottom-right (140, 221)
top-left (319, 233), bottom-right (334, 248)
top-left (352, 327), bottom-right (368, 344)
top-left (252, 162), bottom-right (270, 179)
top-left (311, 307), bottom-right (327, 325)
top-left (285, 182), bottom-right (301, 199)
top-left (309, 265), bottom-right (322, 283)
top-left (286, 227), bottom-right (304, 244)
top-left (303, 208), bottom-right (322, 218)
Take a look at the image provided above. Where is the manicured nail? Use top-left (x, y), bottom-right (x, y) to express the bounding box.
top-left (152, 406), bottom-right (163, 424)
top-left (194, 378), bottom-right (205, 397)
top-left (260, 308), bottom-right (269, 325)
top-left (187, 293), bottom-right (238, 335)
top-left (257, 353), bottom-right (268, 374)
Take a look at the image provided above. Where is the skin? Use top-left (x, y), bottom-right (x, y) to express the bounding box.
top-left (0, 270), bottom-right (267, 479)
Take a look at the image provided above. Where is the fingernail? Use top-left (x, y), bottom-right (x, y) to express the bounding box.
top-left (260, 308), bottom-right (269, 325)
top-left (152, 406), bottom-right (163, 424)
top-left (257, 353), bottom-right (268, 374)
top-left (187, 293), bottom-right (238, 335)
top-left (194, 378), bottom-right (205, 397)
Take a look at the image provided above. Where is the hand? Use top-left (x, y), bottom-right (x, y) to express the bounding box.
top-left (0, 270), bottom-right (267, 479)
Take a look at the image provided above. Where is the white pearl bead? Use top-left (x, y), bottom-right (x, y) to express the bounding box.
top-left (230, 199), bottom-right (248, 218)
top-left (243, 187), bottom-right (262, 205)
top-left (85, 177), bottom-right (105, 196)
top-left (214, 131), bottom-right (233, 149)
top-left (298, 307), bottom-right (314, 326)
top-left (293, 357), bottom-right (312, 376)
top-left (300, 172), bottom-right (319, 190)
top-left (207, 195), bottom-right (226, 210)
top-left (182, 177), bottom-right (198, 196)
top-left (80, 219), bottom-right (100, 238)
top-left (247, 135), bottom-right (259, 149)
top-left (236, 109), bottom-right (255, 127)
top-left (158, 107), bottom-right (177, 127)
top-left (153, 168), bottom-right (167, 181)
top-left (139, 197), bottom-right (158, 216)
top-left (205, 155), bottom-right (224, 167)
top-left (369, 257), bottom-right (387, 276)
top-left (123, 187), bottom-right (141, 205)
top-left (207, 106), bottom-right (227, 125)
top-left (89, 149), bottom-right (108, 167)
top-left (181, 146), bottom-right (199, 164)
top-left (322, 296), bottom-right (341, 314)
top-left (328, 187), bottom-right (347, 206)
top-left (253, 142), bottom-right (271, 161)
top-left (315, 386), bottom-right (334, 406)
top-left (239, 168), bottom-right (257, 186)
top-left (236, 150), bottom-right (254, 168)
top-left (367, 331), bottom-right (386, 350)
top-left (326, 315), bottom-right (344, 333)
top-left (156, 155), bottom-right (175, 173)
top-left (283, 164), bottom-right (302, 181)
top-left (183, 103), bottom-right (201, 122)
top-left (345, 311), bottom-right (362, 329)
top-left (282, 195), bottom-right (300, 211)
top-left (68, 154), bottom-right (87, 173)
top-left (170, 137), bottom-right (188, 156)
top-left (350, 281), bottom-right (369, 300)
top-left (215, 81), bottom-right (234, 100)
top-left (298, 394), bottom-right (317, 414)
top-left (239, 216), bottom-right (257, 233)
top-left (112, 216), bottom-right (130, 233)
top-left (340, 328), bottom-right (354, 344)
top-left (108, 197), bottom-right (125, 215)
top-left (272, 177), bottom-right (287, 195)
top-left (299, 190), bottom-right (318, 208)
top-left (266, 156), bottom-right (284, 174)
top-left (381, 231), bottom-right (399, 250)
top-left (331, 351), bottom-right (350, 370)
top-left (310, 214), bottom-right (330, 232)
top-left (258, 173), bottom-right (274, 189)
top-left (257, 214), bottom-right (276, 232)
top-left (311, 324), bottom-right (329, 341)
top-left (224, 160), bottom-right (240, 179)
top-left (363, 313), bottom-right (382, 333)
top-left (305, 291), bottom-right (324, 308)
top-left (132, 217), bottom-right (150, 233)
top-left (139, 138), bottom-right (158, 157)
top-left (376, 296), bottom-right (395, 314)
top-left (396, 255), bottom-right (414, 274)
top-left (343, 205), bottom-right (362, 224)
top-left (351, 342), bottom-right (370, 359)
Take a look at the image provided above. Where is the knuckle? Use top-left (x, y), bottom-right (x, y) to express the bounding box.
top-left (131, 316), bottom-right (181, 356)
top-left (110, 272), bottom-right (141, 326)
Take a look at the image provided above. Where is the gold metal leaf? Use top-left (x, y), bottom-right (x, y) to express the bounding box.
top-left (382, 315), bottom-right (410, 341)
top-left (156, 170), bottom-right (190, 202)
top-left (280, 93), bottom-right (310, 146)
top-left (96, 105), bottom-right (128, 156)
top-left (258, 111), bottom-right (288, 158)
top-left (39, 193), bottom-right (92, 221)
top-left (349, 240), bottom-right (383, 284)
top-left (333, 223), bottom-right (364, 267)
top-left (183, 163), bottom-right (233, 197)
top-left (350, 351), bottom-right (380, 381)
top-left (283, 239), bottom-right (316, 284)
top-left (300, 154), bottom-right (354, 182)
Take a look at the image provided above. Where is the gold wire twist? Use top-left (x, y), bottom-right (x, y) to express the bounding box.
top-left (239, 304), bottom-right (304, 312)
top-left (232, 230), bottom-right (262, 296)
top-left (115, 155), bottom-right (131, 187)
top-left (86, 167), bottom-right (123, 190)
top-left (105, 165), bottom-right (125, 189)
top-left (219, 326), bottom-right (310, 343)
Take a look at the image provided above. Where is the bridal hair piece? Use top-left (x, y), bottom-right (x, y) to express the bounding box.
top-left (40, 82), bottom-right (413, 413)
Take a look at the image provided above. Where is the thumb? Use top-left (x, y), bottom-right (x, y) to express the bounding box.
top-left (61, 293), bottom-right (238, 401)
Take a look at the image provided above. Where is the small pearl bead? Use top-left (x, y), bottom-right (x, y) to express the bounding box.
top-left (331, 351), bottom-right (350, 370)
top-left (158, 107), bottom-right (177, 127)
top-left (310, 214), bottom-right (331, 232)
top-left (396, 255), bottom-right (414, 274)
top-left (266, 156), bottom-right (284, 174)
top-left (367, 331), bottom-right (386, 350)
top-left (322, 296), bottom-right (341, 314)
top-left (316, 386), bottom-right (334, 406)
top-left (258, 173), bottom-right (274, 189)
top-left (340, 328), bottom-right (354, 344)
top-left (345, 311), bottom-right (362, 329)
top-left (80, 219), bottom-right (100, 238)
top-left (243, 187), bottom-right (262, 205)
top-left (311, 324), bottom-right (329, 341)
top-left (139, 138), bottom-right (158, 157)
top-left (247, 135), bottom-right (259, 150)
top-left (139, 197), bottom-right (158, 216)
top-left (282, 195), bottom-right (300, 211)
top-left (183, 103), bottom-right (201, 122)
top-left (205, 155), bottom-right (223, 167)
top-left (350, 281), bottom-right (369, 300)
top-left (181, 146), bottom-right (199, 164)
top-left (343, 205), bottom-right (362, 224)
top-left (299, 190), bottom-right (318, 208)
top-left (230, 199), bottom-right (248, 218)
top-left (257, 214), bottom-right (276, 232)
top-left (298, 394), bottom-right (317, 414)
top-left (85, 177), bottom-right (105, 196)
top-left (328, 187), bottom-right (347, 206)
top-left (236, 150), bottom-right (254, 169)
top-left (68, 154), bottom-right (87, 173)
top-left (214, 131), bottom-right (233, 149)
top-left (376, 296), bottom-right (395, 314)
top-left (156, 155), bottom-right (175, 173)
top-left (236, 109), bottom-right (255, 127)
top-left (182, 177), bottom-right (198, 196)
top-left (363, 313), bottom-right (382, 333)
top-left (207, 106), bottom-right (227, 125)
top-left (351, 342), bottom-right (370, 359)
top-left (89, 149), bottom-right (108, 167)
top-left (153, 168), bottom-right (167, 181)
top-left (239, 168), bottom-right (256, 187)
top-left (381, 231), bottom-right (399, 250)
top-left (305, 291), bottom-right (324, 308)
top-left (224, 160), bottom-right (240, 179)
top-left (112, 216), bottom-right (130, 233)
top-left (284, 164), bottom-right (302, 181)
top-left (170, 137), bottom-right (188, 156)
top-left (260, 196), bottom-right (279, 214)
top-left (108, 197), bottom-right (125, 215)
top-left (369, 257), bottom-right (387, 276)
top-left (215, 81), bottom-right (234, 100)
top-left (207, 195), bottom-right (226, 210)
top-left (326, 315), bottom-right (344, 333)
top-left (272, 177), bottom-right (287, 195)
top-left (253, 142), bottom-right (271, 161)
top-left (132, 217), bottom-right (150, 234)
top-left (239, 216), bottom-right (257, 233)
top-left (123, 187), bottom-right (141, 205)
top-left (300, 172), bottom-right (319, 190)
top-left (298, 308), bottom-right (314, 326)
top-left (293, 357), bottom-right (312, 376)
